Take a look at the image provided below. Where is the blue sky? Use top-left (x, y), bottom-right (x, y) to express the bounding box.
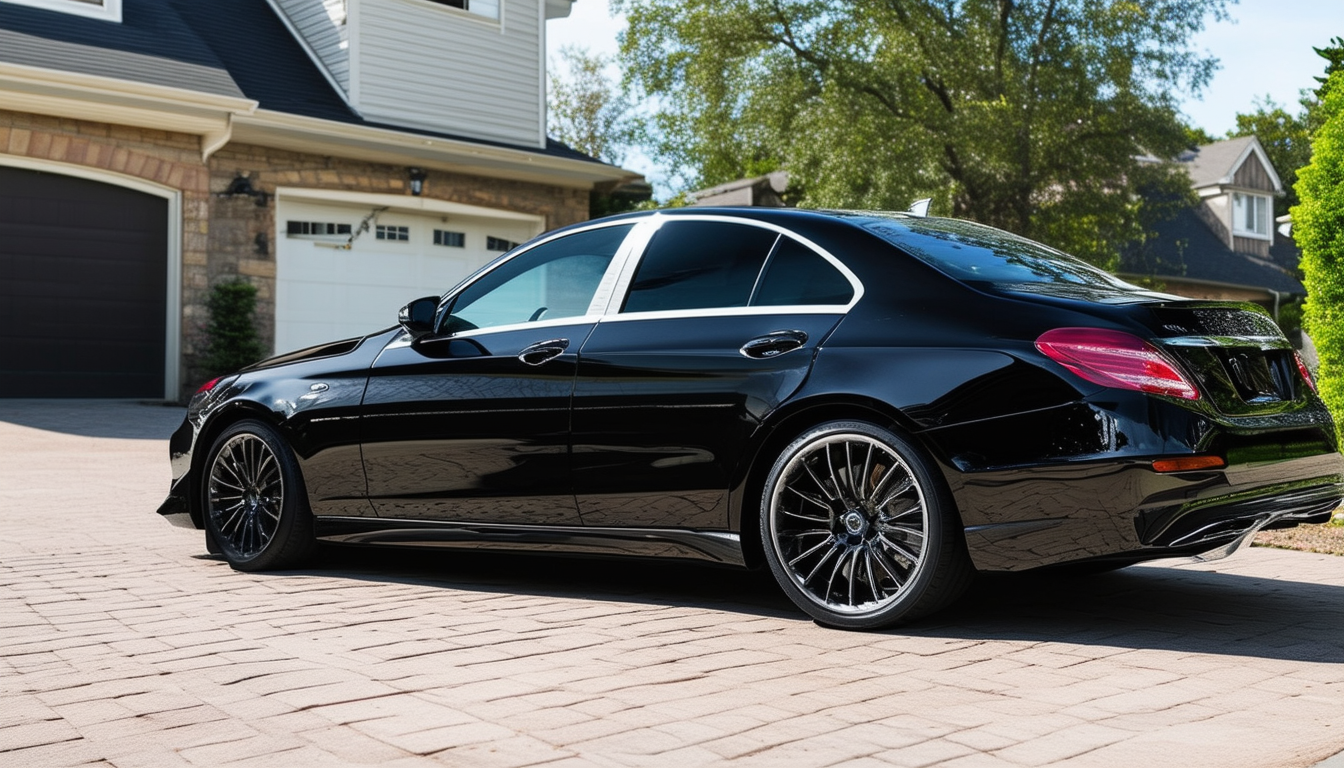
top-left (547, 0), bottom-right (1344, 186)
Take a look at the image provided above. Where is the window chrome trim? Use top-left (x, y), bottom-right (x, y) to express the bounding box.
top-left (593, 213), bottom-right (865, 319)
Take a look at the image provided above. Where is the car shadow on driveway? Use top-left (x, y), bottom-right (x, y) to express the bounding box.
top-left (263, 545), bottom-right (1344, 663)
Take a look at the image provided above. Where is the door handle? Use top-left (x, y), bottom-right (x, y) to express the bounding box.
top-left (518, 338), bottom-right (570, 366)
top-left (740, 330), bottom-right (809, 359)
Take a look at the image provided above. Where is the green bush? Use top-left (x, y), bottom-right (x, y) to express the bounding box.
top-left (202, 280), bottom-right (266, 377)
top-left (1295, 69), bottom-right (1344, 439)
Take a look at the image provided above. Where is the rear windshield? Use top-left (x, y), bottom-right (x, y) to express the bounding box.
top-left (860, 215), bottom-right (1154, 297)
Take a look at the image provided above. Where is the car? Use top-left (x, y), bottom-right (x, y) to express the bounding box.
top-left (158, 207), bottom-right (1344, 629)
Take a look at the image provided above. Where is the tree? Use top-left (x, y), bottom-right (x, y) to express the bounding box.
top-left (614, 0), bottom-right (1229, 266)
top-left (547, 45), bottom-right (638, 166)
top-left (1294, 69), bottom-right (1344, 436)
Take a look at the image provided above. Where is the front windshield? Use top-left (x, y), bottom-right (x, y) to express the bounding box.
top-left (860, 215), bottom-right (1156, 296)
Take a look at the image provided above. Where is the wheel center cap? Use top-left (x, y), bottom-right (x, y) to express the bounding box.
top-left (244, 488), bottom-right (260, 507)
top-left (841, 510), bottom-right (868, 536)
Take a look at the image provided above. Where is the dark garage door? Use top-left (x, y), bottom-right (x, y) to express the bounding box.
top-left (0, 166), bottom-right (167, 398)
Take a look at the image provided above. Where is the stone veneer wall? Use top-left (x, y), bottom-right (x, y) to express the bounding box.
top-left (0, 110), bottom-right (591, 399)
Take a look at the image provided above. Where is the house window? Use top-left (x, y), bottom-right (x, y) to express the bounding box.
top-left (423, 0), bottom-right (500, 21)
top-left (434, 230), bottom-right (466, 248)
top-left (1, 0), bottom-right (121, 22)
top-left (376, 225), bottom-right (410, 241)
top-left (1232, 192), bottom-right (1271, 239)
top-left (287, 221), bottom-right (352, 238)
top-left (486, 236), bottom-right (521, 252)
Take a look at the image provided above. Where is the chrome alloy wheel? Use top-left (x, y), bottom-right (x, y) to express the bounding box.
top-left (767, 432), bottom-right (930, 616)
top-left (207, 432), bottom-right (285, 559)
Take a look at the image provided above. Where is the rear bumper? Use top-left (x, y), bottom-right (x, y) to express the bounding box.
top-left (956, 451), bottom-right (1344, 571)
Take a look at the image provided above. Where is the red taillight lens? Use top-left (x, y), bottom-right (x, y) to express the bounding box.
top-left (1152, 455), bottom-right (1226, 473)
top-left (195, 376), bottom-right (221, 395)
top-left (1035, 328), bottom-right (1200, 400)
top-left (1295, 351), bottom-right (1317, 393)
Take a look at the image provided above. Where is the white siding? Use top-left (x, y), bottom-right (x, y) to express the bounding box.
top-left (351, 0), bottom-right (543, 147)
top-left (273, 0), bottom-right (351, 93)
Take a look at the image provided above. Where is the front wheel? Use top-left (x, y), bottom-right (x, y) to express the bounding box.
top-left (760, 421), bottom-right (973, 629)
top-left (202, 419), bottom-right (315, 571)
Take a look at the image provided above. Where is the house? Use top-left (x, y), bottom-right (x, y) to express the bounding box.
top-left (0, 0), bottom-right (641, 400)
top-left (1119, 136), bottom-right (1305, 314)
top-left (690, 171), bottom-right (791, 207)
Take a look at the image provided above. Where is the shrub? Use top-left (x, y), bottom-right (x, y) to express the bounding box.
top-left (202, 280), bottom-right (266, 377)
top-left (1296, 70), bottom-right (1344, 439)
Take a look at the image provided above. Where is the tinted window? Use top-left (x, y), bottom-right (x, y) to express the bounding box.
top-left (862, 216), bottom-right (1143, 292)
top-left (443, 225), bottom-right (632, 333)
top-left (622, 221), bottom-right (779, 313)
top-left (751, 238), bottom-right (854, 306)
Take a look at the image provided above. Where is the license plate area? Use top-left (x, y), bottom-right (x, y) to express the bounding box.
top-left (1214, 348), bottom-right (1293, 403)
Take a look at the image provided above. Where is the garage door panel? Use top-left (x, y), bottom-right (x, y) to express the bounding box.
top-left (0, 166), bottom-right (167, 398)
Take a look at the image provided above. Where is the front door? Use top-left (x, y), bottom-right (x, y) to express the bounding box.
top-left (360, 223), bottom-right (635, 525)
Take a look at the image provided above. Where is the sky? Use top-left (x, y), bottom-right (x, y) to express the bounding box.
top-left (545, 0), bottom-right (1344, 189)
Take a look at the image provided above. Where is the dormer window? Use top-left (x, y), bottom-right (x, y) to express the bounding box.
top-left (1232, 192), bottom-right (1271, 240)
top-left (1, 0), bottom-right (120, 21)
top-left (424, 0), bottom-right (500, 21)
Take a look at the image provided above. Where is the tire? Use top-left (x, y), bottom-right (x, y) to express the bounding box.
top-left (202, 419), bottom-right (316, 571)
top-left (760, 420), bottom-right (973, 629)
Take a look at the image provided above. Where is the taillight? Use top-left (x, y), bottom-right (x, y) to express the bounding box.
top-left (1035, 328), bottom-right (1200, 401)
top-left (1294, 351), bottom-right (1317, 393)
top-left (195, 376), bottom-right (221, 394)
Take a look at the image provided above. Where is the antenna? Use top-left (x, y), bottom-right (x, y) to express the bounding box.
top-left (907, 198), bottom-right (932, 217)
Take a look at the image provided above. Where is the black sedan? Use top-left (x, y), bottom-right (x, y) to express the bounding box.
top-left (159, 208), bottom-right (1344, 629)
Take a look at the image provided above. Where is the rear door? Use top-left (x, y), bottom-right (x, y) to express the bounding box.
top-left (571, 216), bottom-right (860, 529)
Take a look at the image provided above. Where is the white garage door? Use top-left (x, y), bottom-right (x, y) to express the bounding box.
top-left (275, 198), bottom-right (539, 355)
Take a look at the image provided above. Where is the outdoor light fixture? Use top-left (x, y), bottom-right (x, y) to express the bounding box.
top-left (408, 167), bottom-right (427, 196)
top-left (223, 173), bottom-right (270, 206)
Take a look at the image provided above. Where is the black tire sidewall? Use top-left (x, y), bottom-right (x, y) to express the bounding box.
top-left (759, 420), bottom-right (962, 630)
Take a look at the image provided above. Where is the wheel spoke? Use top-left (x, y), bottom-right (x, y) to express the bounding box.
top-left (786, 485), bottom-right (833, 514)
top-left (788, 535), bottom-right (836, 567)
top-left (801, 543), bottom-right (839, 585)
top-left (876, 532), bottom-right (921, 564)
top-left (800, 457), bottom-right (838, 502)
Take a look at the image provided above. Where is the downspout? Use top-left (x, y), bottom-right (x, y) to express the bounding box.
top-left (201, 114), bottom-right (233, 162)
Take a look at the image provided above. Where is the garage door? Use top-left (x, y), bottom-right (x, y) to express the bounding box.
top-left (275, 199), bottom-right (538, 355)
top-left (0, 167), bottom-right (167, 398)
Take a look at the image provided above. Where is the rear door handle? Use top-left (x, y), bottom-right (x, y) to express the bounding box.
top-left (518, 338), bottom-right (570, 366)
top-left (740, 330), bottom-right (809, 359)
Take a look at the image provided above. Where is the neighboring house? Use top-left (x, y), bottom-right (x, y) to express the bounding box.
top-left (690, 171), bottom-right (791, 208)
top-left (0, 0), bottom-right (641, 399)
top-left (1119, 136), bottom-right (1305, 314)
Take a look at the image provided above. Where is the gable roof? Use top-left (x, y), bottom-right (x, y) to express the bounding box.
top-left (0, 0), bottom-right (613, 166)
top-left (1177, 135), bottom-right (1283, 193)
top-left (1121, 207), bottom-right (1304, 295)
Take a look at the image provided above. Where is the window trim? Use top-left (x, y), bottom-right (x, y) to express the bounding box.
top-left (403, 0), bottom-right (502, 24)
top-left (1231, 191), bottom-right (1272, 241)
top-left (2, 0), bottom-right (121, 21)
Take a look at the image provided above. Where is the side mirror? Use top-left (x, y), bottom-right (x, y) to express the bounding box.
top-left (398, 296), bottom-right (439, 339)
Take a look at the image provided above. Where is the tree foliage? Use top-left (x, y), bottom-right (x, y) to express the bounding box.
top-left (1294, 69), bottom-right (1344, 436)
top-left (547, 45), bottom-right (638, 165)
top-left (203, 280), bottom-right (266, 378)
top-left (614, 0), bottom-right (1228, 266)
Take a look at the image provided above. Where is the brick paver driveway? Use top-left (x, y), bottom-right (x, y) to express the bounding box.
top-left (2, 400), bottom-right (1343, 767)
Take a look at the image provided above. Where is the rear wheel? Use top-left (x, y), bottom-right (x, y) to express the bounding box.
top-left (202, 420), bottom-right (315, 571)
top-left (760, 421), bottom-right (972, 629)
